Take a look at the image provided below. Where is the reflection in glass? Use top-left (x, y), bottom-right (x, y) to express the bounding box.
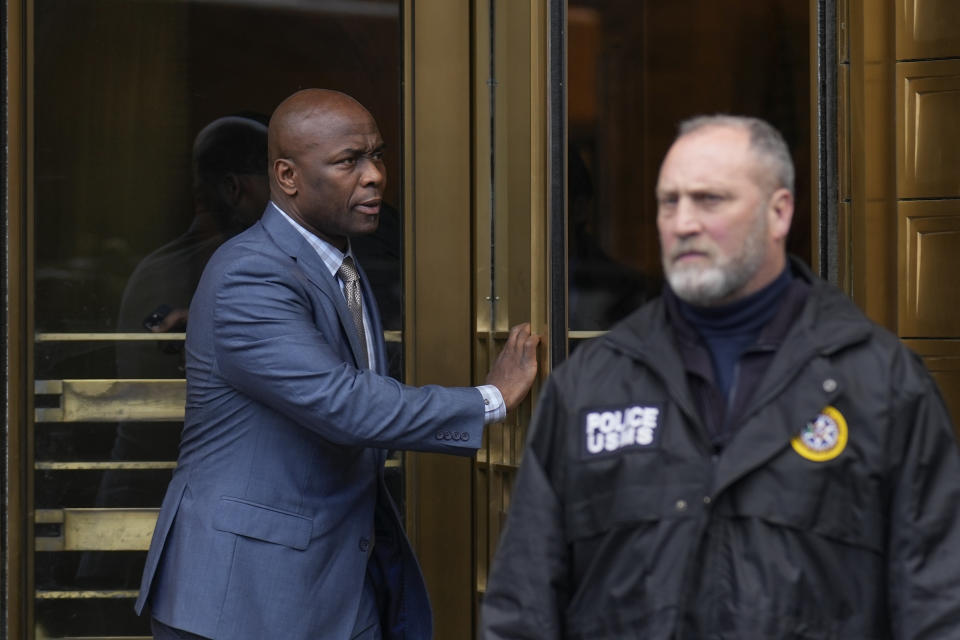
top-left (568, 143), bottom-right (648, 331)
top-left (115, 115), bottom-right (269, 379)
top-left (32, 1), bottom-right (402, 636)
top-left (567, 0), bottom-right (810, 342)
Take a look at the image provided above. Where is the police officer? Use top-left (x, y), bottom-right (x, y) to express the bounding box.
top-left (481, 115), bottom-right (960, 639)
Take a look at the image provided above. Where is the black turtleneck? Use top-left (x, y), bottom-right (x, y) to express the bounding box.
top-left (676, 266), bottom-right (793, 401)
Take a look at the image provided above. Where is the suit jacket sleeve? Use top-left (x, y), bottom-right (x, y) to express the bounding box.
top-left (207, 250), bottom-right (484, 453)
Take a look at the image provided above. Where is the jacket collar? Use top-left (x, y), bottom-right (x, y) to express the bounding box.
top-left (261, 202), bottom-right (316, 255)
top-left (606, 256), bottom-right (871, 370)
top-left (258, 203), bottom-right (378, 371)
top-left (602, 256), bottom-right (873, 469)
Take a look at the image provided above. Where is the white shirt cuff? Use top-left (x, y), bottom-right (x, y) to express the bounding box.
top-left (476, 385), bottom-right (507, 424)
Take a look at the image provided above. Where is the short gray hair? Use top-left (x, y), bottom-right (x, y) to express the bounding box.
top-left (677, 115), bottom-right (794, 196)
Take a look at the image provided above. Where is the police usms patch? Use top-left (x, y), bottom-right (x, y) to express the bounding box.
top-left (581, 404), bottom-right (662, 459)
top-left (791, 405), bottom-right (849, 462)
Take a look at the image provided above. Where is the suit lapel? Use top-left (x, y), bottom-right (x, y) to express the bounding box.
top-left (260, 205), bottom-right (372, 370)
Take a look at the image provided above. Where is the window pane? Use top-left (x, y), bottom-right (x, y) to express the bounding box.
top-left (567, 0), bottom-right (810, 337)
top-left (32, 1), bottom-right (402, 636)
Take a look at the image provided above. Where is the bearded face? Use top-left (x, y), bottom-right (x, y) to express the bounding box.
top-left (663, 200), bottom-right (769, 306)
top-left (655, 125), bottom-right (791, 307)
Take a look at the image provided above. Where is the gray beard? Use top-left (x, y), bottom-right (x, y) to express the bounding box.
top-left (665, 216), bottom-right (767, 307)
top-left (667, 264), bottom-right (742, 306)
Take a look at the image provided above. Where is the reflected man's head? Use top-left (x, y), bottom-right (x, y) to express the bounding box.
top-left (268, 88), bottom-right (386, 252)
top-left (193, 116), bottom-right (270, 233)
top-left (656, 115), bottom-right (794, 307)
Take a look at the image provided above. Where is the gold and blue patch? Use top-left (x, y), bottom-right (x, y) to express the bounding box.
top-left (791, 405), bottom-right (848, 462)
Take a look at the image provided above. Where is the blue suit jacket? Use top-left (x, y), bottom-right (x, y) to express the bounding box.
top-left (136, 205), bottom-right (485, 639)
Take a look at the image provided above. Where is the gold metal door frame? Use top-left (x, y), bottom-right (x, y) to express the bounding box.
top-left (402, 0), bottom-right (552, 636)
top-left (6, 0), bottom-right (35, 636)
top-left (402, 1), bottom-right (480, 638)
top-left (471, 0), bottom-right (552, 620)
top-left (810, 0), bottom-right (842, 288)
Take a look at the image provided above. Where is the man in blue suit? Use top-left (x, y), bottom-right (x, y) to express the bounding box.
top-left (136, 88), bottom-right (540, 639)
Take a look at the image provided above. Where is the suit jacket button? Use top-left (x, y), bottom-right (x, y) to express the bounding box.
top-left (435, 432), bottom-right (444, 440)
top-left (460, 432), bottom-right (469, 442)
top-left (443, 431), bottom-right (452, 440)
top-left (359, 537), bottom-right (370, 552)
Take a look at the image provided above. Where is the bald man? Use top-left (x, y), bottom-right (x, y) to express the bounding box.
top-left (136, 89), bottom-right (539, 640)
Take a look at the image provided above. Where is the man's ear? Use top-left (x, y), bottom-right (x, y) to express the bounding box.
top-left (767, 187), bottom-right (794, 242)
top-left (274, 158), bottom-right (298, 196)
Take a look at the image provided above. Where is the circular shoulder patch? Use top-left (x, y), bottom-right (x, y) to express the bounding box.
top-left (791, 405), bottom-right (848, 462)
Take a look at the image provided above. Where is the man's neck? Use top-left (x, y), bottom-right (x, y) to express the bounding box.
top-left (270, 199), bottom-right (348, 252)
top-left (674, 265), bottom-right (793, 399)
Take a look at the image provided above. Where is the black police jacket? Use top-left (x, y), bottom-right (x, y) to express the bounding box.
top-left (482, 262), bottom-right (960, 640)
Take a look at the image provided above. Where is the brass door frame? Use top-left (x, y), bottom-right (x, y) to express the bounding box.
top-left (6, 0), bottom-right (35, 636)
top-left (843, 0), bottom-right (898, 326)
top-left (402, 1), bottom-right (479, 638)
top-left (403, 0), bottom-right (553, 636)
top-left (811, 0), bottom-right (841, 285)
top-left (471, 0), bottom-right (552, 619)
top-left (547, 0), bottom-right (567, 365)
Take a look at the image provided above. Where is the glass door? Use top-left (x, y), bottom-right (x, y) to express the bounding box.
top-left (470, 0), bottom-right (815, 628)
top-left (565, 0), bottom-right (812, 349)
top-left (22, 1), bottom-right (404, 637)
top-left (470, 0), bottom-right (554, 629)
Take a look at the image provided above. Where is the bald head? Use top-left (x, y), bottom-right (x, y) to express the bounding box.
top-left (267, 89), bottom-right (386, 250)
top-left (270, 90), bottom-right (370, 170)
